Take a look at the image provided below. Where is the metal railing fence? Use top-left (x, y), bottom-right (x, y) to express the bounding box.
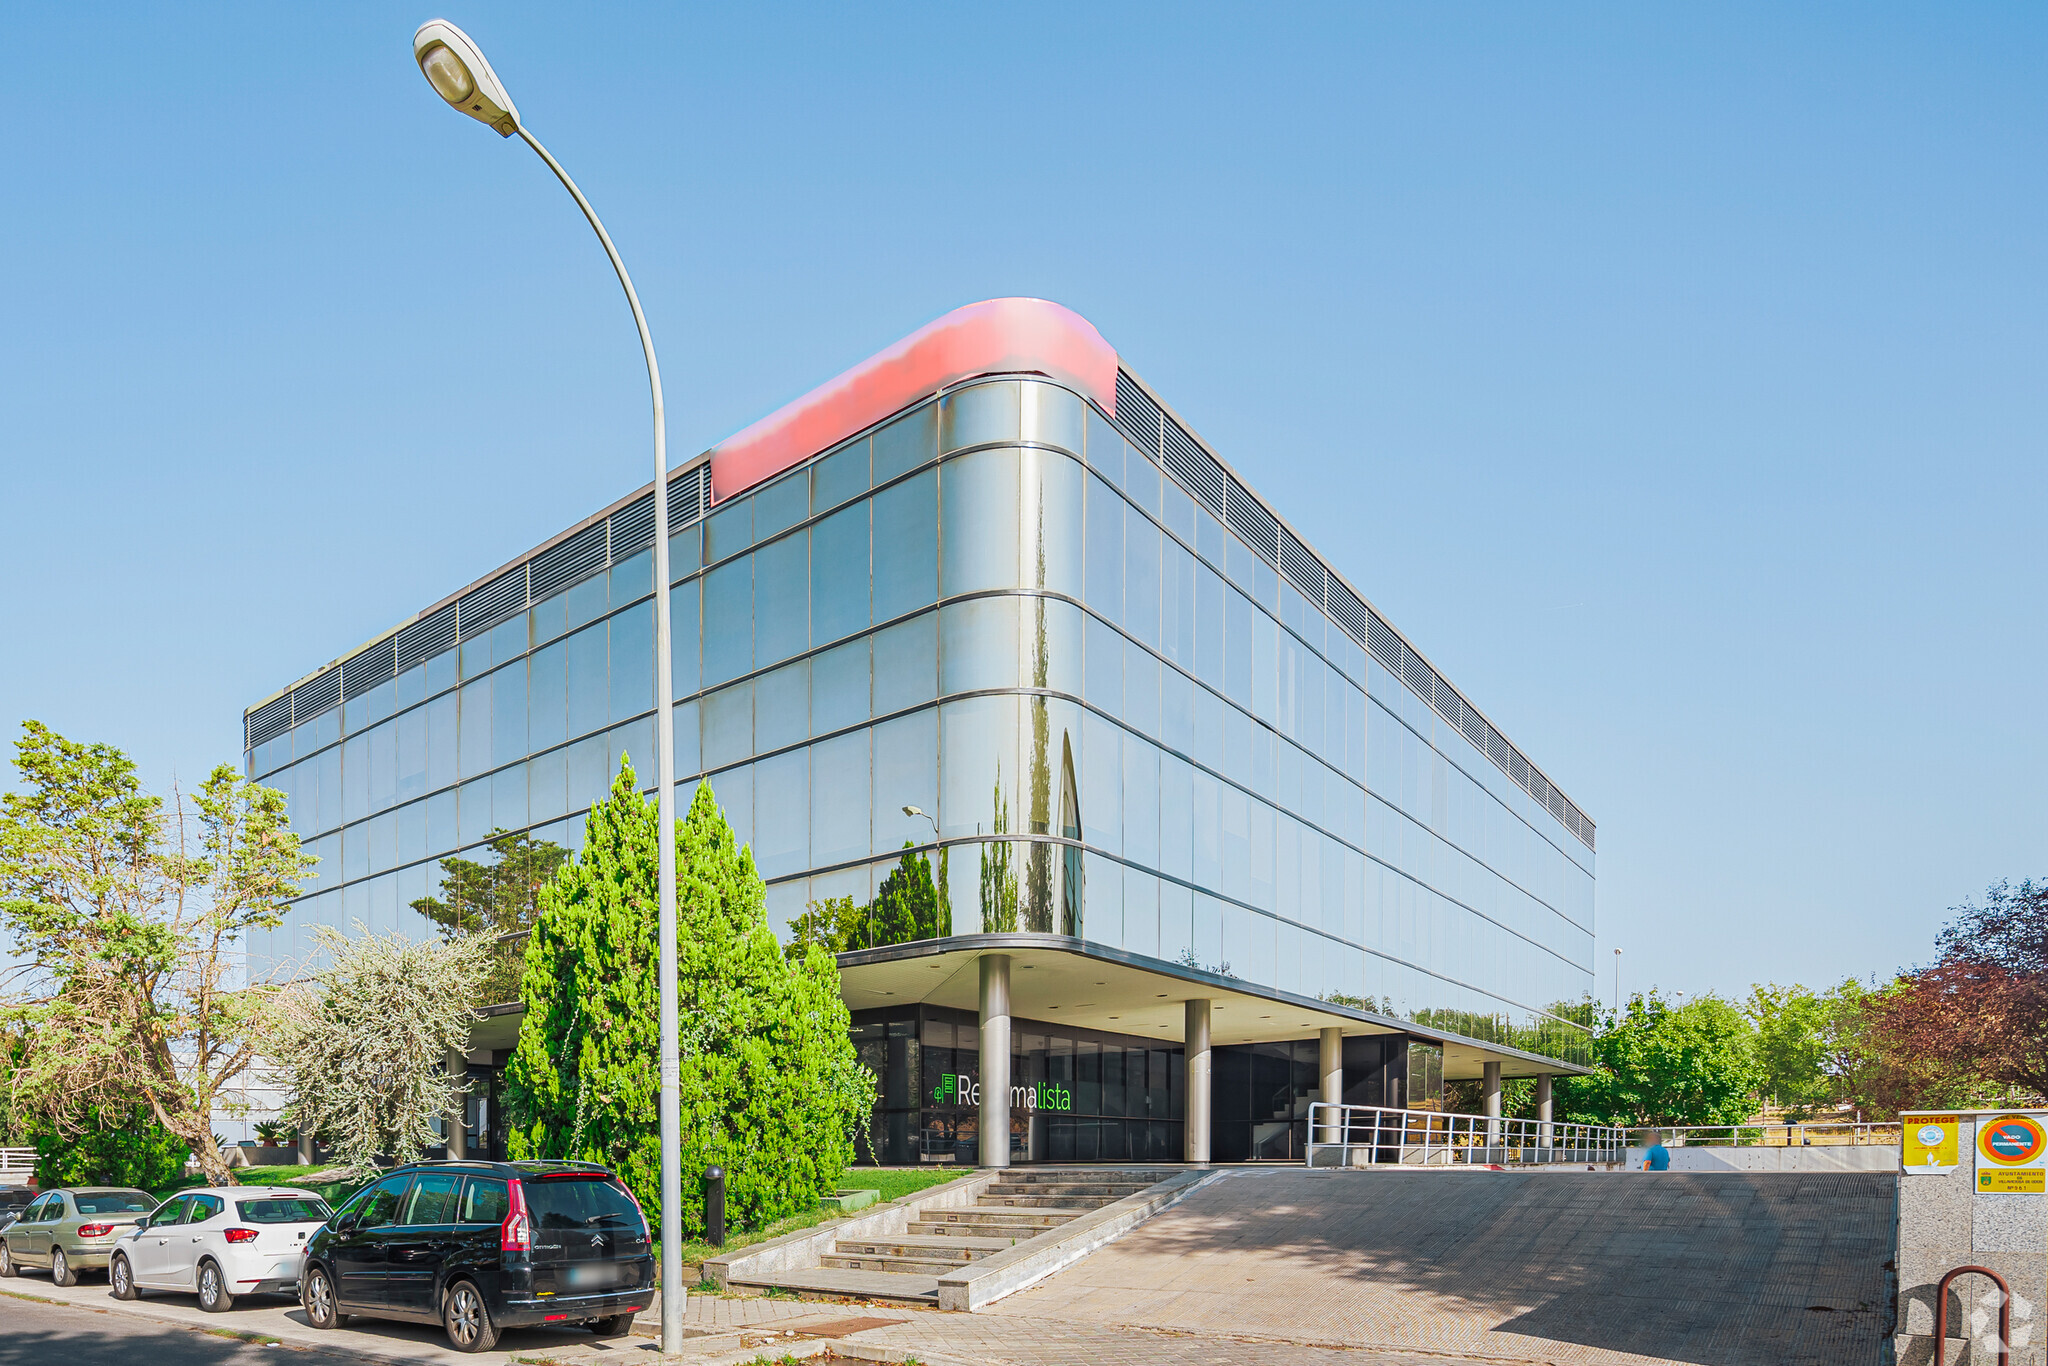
top-left (1660, 1122), bottom-right (1901, 1148)
top-left (1304, 1102), bottom-right (1630, 1169)
top-left (0, 1147), bottom-right (34, 1178)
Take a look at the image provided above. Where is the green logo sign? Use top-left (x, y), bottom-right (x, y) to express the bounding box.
top-left (929, 1072), bottom-right (1071, 1112)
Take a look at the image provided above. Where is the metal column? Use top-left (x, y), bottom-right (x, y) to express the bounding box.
top-left (1483, 1061), bottom-right (1502, 1149)
top-left (979, 955), bottom-right (1012, 1169)
top-left (1318, 1028), bottom-right (1344, 1152)
top-left (1185, 999), bottom-right (1212, 1164)
top-left (1536, 1074), bottom-right (1554, 1151)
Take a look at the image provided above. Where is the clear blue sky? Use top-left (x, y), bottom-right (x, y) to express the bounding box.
top-left (2, 3), bottom-right (2041, 1005)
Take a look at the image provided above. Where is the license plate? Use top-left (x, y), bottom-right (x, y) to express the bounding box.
top-left (565, 1264), bottom-right (617, 1288)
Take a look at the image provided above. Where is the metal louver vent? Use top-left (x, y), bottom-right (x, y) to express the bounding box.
top-left (1528, 770), bottom-right (1551, 807)
top-left (1111, 370), bottom-right (1162, 455)
top-left (1162, 420), bottom-right (1226, 513)
top-left (1547, 787), bottom-right (1568, 821)
top-left (609, 493), bottom-right (656, 560)
top-left (1326, 580), bottom-right (1369, 643)
top-left (670, 464), bottom-right (711, 525)
top-left (246, 696), bottom-right (291, 750)
top-left (1226, 482), bottom-right (1278, 563)
top-left (1402, 653), bottom-right (1433, 697)
top-left (458, 567), bottom-right (527, 638)
top-left (1430, 679), bottom-right (1462, 728)
top-left (1365, 614), bottom-right (1402, 672)
top-left (1508, 751), bottom-right (1529, 786)
top-left (530, 523), bottom-right (607, 602)
top-left (1486, 727), bottom-right (1510, 766)
top-left (293, 668), bottom-right (340, 722)
top-left (1460, 707), bottom-right (1487, 750)
top-left (341, 638), bottom-right (396, 700)
top-left (397, 604), bottom-right (456, 674)
top-left (1279, 529), bottom-right (1323, 603)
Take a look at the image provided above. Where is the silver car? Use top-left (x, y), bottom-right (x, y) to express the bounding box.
top-left (0, 1187), bottom-right (156, 1285)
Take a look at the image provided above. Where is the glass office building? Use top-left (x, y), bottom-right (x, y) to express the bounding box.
top-left (244, 298), bottom-right (1597, 1163)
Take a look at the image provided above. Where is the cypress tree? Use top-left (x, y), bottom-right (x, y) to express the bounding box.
top-left (505, 762), bottom-right (873, 1234)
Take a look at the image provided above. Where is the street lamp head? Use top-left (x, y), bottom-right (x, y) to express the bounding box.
top-left (901, 805), bottom-right (923, 818)
top-left (413, 19), bottom-right (520, 136)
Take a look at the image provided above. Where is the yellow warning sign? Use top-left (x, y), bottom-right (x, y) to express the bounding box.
top-left (1902, 1114), bottom-right (1961, 1174)
top-left (1978, 1169), bottom-right (2046, 1194)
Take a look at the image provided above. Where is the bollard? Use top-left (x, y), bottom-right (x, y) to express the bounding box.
top-left (704, 1166), bottom-right (726, 1248)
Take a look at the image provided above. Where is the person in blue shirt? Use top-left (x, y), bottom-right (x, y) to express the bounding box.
top-left (1640, 1129), bottom-right (1671, 1171)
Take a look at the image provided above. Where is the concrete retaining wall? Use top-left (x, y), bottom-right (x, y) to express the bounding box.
top-left (1663, 1145), bottom-right (1899, 1173)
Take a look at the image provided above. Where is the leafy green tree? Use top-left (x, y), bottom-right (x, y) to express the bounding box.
top-left (1558, 991), bottom-right (1761, 1127)
top-left (413, 828), bottom-right (571, 1006)
top-left (31, 1105), bottom-right (187, 1191)
top-left (1746, 980), bottom-right (1874, 1118)
top-left (267, 925), bottom-right (491, 1172)
top-left (505, 762), bottom-right (873, 1234)
top-left (0, 722), bottom-right (314, 1186)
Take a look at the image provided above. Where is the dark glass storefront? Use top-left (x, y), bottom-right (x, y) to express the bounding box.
top-left (1211, 1035), bottom-right (1409, 1162)
top-left (852, 1006), bottom-right (1185, 1165)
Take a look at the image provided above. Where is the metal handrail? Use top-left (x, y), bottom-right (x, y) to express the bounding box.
top-left (1660, 1122), bottom-right (1902, 1148)
top-left (1304, 1102), bottom-right (1630, 1168)
top-left (0, 1148), bottom-right (33, 1175)
top-left (1935, 1264), bottom-right (2010, 1366)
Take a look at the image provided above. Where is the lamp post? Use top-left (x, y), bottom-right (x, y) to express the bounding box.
top-left (411, 20), bottom-right (683, 1353)
top-left (1613, 947), bottom-right (1622, 1017)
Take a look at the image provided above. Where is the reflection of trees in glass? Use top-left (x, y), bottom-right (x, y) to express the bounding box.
top-left (980, 771), bottom-right (1019, 932)
top-left (1176, 947), bottom-right (1236, 978)
top-left (1058, 733), bottom-right (1082, 936)
top-left (872, 844), bottom-right (943, 945)
top-left (783, 845), bottom-right (953, 960)
top-left (785, 894), bottom-right (864, 960)
top-left (412, 828), bottom-right (570, 1007)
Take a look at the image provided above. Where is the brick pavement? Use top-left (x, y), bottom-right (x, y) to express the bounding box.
top-left (968, 1167), bottom-right (1895, 1366)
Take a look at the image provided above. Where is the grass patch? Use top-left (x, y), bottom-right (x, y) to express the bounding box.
top-left (656, 1166), bottom-right (968, 1271)
top-left (154, 1164), bottom-right (368, 1206)
top-left (837, 1166), bottom-right (967, 1204)
top-left (0, 1288), bottom-right (62, 1306)
top-left (199, 1327), bottom-right (281, 1345)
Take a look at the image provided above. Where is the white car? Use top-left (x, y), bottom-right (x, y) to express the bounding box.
top-left (110, 1186), bottom-right (334, 1312)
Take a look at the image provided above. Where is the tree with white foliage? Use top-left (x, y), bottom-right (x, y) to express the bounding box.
top-left (267, 925), bottom-right (489, 1172)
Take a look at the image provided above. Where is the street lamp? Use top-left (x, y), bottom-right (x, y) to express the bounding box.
top-left (412, 20), bottom-right (683, 1353)
top-left (1613, 947), bottom-right (1622, 1016)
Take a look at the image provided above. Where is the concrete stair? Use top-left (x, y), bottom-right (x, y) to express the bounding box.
top-left (731, 1168), bottom-right (1171, 1304)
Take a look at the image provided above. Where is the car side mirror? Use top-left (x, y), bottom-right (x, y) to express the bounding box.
top-left (334, 1212), bottom-right (359, 1234)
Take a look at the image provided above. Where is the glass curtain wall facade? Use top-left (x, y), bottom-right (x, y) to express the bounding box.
top-left (245, 375), bottom-right (1596, 1066)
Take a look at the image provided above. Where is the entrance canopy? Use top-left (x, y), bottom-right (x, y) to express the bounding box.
top-left (836, 933), bottom-right (1587, 1080)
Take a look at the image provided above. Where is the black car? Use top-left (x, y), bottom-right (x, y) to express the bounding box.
top-left (300, 1160), bottom-right (653, 1353)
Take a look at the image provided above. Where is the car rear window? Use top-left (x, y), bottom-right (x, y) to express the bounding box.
top-left (236, 1198), bottom-right (332, 1225)
top-left (524, 1176), bottom-right (642, 1231)
top-left (458, 1178), bottom-right (508, 1225)
top-left (75, 1194), bottom-right (155, 1215)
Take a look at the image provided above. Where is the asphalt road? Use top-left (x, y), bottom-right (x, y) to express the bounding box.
top-left (0, 1293), bottom-right (373, 1366)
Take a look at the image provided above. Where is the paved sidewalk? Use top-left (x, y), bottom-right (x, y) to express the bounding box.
top-left (979, 1167), bottom-right (1896, 1366)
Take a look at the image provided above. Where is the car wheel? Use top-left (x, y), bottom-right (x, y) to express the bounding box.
top-left (302, 1266), bottom-right (347, 1329)
top-left (442, 1279), bottom-right (500, 1353)
top-left (51, 1247), bottom-right (77, 1288)
top-left (589, 1313), bottom-right (634, 1337)
top-left (197, 1260), bottom-right (235, 1313)
top-left (110, 1254), bottom-right (140, 1301)
top-left (0, 1242), bottom-right (14, 1278)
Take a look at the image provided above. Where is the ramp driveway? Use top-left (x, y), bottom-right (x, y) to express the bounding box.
top-left (985, 1167), bottom-right (1895, 1366)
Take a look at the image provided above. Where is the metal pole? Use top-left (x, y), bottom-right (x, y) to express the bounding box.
top-left (514, 128), bottom-right (681, 1354)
